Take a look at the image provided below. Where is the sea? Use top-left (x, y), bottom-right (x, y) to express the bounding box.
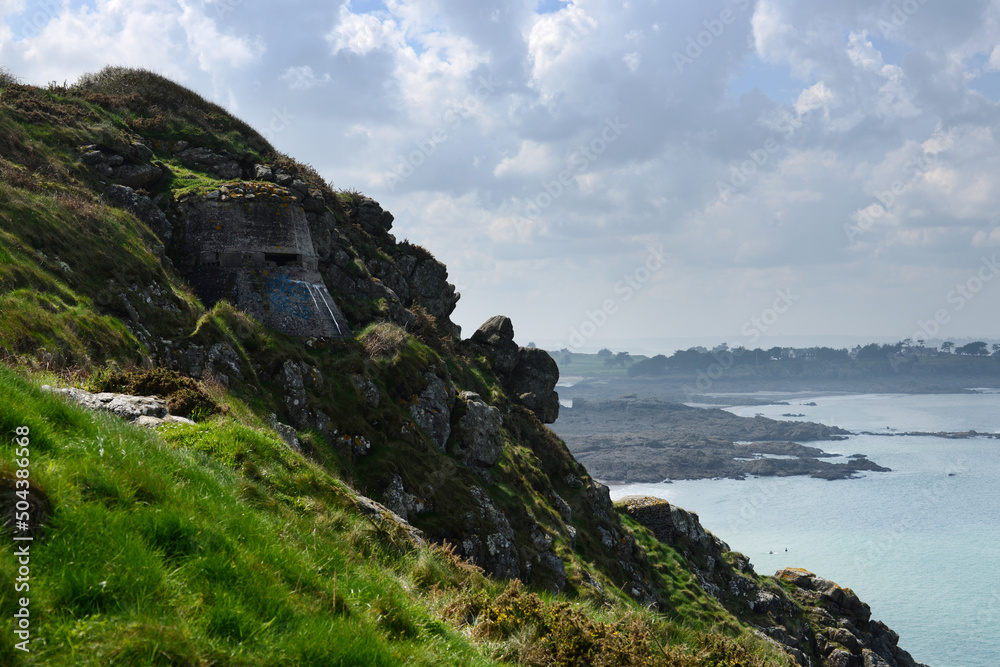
top-left (607, 391), bottom-right (1000, 667)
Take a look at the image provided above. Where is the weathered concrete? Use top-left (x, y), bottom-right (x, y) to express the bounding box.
top-left (178, 182), bottom-right (349, 338)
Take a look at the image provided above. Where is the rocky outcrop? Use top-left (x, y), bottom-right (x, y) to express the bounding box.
top-left (353, 196), bottom-right (395, 237)
top-left (381, 474), bottom-right (431, 521)
top-left (462, 487), bottom-right (520, 580)
top-left (353, 492), bottom-right (425, 545)
top-left (309, 195), bottom-right (461, 337)
top-left (82, 142), bottom-right (163, 190)
top-left (410, 259), bottom-right (460, 334)
top-left (466, 317), bottom-right (560, 423)
top-left (554, 398), bottom-right (885, 482)
top-left (177, 146), bottom-right (242, 180)
top-left (775, 569), bottom-right (928, 667)
top-left (469, 316), bottom-right (520, 376)
top-left (41, 386), bottom-right (195, 428)
top-left (619, 496), bottom-right (929, 667)
top-left (452, 391), bottom-right (504, 474)
top-left (620, 496), bottom-right (752, 604)
top-left (408, 372), bottom-right (455, 451)
top-left (104, 184), bottom-right (172, 246)
top-left (508, 347), bottom-right (560, 423)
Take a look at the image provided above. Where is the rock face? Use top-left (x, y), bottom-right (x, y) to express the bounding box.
top-left (177, 182), bottom-right (349, 339)
top-left (508, 347), bottom-right (560, 423)
top-left (408, 373), bottom-right (455, 451)
top-left (774, 569), bottom-right (928, 667)
top-left (466, 316), bottom-right (560, 423)
top-left (82, 142), bottom-right (163, 190)
top-left (381, 474), bottom-right (431, 521)
top-left (452, 391), bottom-right (504, 471)
top-left (620, 496), bottom-right (929, 667)
top-left (105, 184), bottom-right (172, 245)
top-left (411, 259), bottom-right (460, 335)
top-left (470, 316), bottom-right (519, 376)
top-left (462, 487), bottom-right (520, 580)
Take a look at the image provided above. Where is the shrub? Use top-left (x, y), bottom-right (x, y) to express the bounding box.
top-left (360, 322), bottom-right (407, 360)
top-left (0, 66), bottom-right (19, 88)
top-left (86, 367), bottom-right (220, 419)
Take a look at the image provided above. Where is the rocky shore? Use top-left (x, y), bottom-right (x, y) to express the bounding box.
top-left (618, 496), bottom-right (929, 667)
top-left (551, 397), bottom-right (888, 483)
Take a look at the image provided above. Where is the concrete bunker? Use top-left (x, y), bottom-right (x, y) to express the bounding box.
top-left (179, 184), bottom-right (349, 338)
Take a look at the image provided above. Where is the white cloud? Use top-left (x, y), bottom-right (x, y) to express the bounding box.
top-left (493, 140), bottom-right (558, 178)
top-left (281, 65), bottom-right (331, 90)
top-left (4, 0), bottom-right (262, 84)
top-left (794, 81), bottom-right (833, 115)
top-left (328, 6), bottom-right (400, 56)
top-left (526, 3), bottom-right (599, 99)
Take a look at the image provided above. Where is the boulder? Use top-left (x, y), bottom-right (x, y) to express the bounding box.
top-left (354, 197), bottom-right (394, 236)
top-left (507, 347), bottom-right (560, 423)
top-left (469, 316), bottom-right (520, 376)
top-left (43, 386), bottom-right (167, 421)
top-left (41, 386), bottom-right (198, 429)
top-left (452, 391), bottom-right (504, 470)
top-left (110, 162), bottom-right (163, 190)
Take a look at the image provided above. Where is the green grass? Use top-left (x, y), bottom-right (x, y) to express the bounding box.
top-left (0, 366), bottom-right (494, 666)
top-left (0, 366), bottom-right (799, 666)
top-left (551, 352), bottom-right (650, 379)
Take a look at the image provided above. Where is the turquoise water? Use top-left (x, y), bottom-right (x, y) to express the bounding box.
top-left (609, 392), bottom-right (1000, 667)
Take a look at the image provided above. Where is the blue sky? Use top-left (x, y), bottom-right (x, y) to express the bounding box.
top-left (2, 0), bottom-right (999, 351)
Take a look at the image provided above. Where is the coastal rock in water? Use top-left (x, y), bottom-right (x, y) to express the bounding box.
top-left (774, 568), bottom-right (928, 667)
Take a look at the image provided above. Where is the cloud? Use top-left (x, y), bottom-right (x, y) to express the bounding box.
top-left (6, 0), bottom-right (1000, 344)
top-left (281, 65), bottom-right (331, 90)
top-left (493, 139), bottom-right (558, 177)
top-left (2, 0), bottom-right (263, 84)
top-left (328, 6), bottom-right (400, 56)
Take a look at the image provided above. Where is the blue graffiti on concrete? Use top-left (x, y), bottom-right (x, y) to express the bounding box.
top-left (265, 274), bottom-right (313, 320)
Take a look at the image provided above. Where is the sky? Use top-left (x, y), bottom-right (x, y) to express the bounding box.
top-left (2, 0), bottom-right (1000, 353)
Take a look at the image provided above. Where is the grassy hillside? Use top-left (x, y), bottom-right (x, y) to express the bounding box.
top-left (0, 66), bottom-right (847, 666)
top-left (0, 366), bottom-right (788, 666)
